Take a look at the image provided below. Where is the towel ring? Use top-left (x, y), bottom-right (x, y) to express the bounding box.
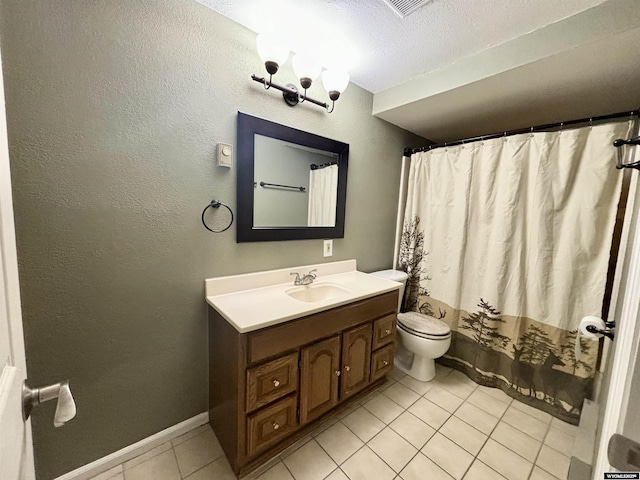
top-left (201, 200), bottom-right (234, 233)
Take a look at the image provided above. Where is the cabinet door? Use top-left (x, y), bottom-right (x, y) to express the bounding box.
top-left (300, 335), bottom-right (341, 425)
top-left (341, 324), bottom-right (372, 399)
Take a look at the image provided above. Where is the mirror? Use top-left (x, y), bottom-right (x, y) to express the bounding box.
top-left (236, 112), bottom-right (349, 242)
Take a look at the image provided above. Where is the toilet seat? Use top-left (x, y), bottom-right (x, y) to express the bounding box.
top-left (397, 312), bottom-right (451, 340)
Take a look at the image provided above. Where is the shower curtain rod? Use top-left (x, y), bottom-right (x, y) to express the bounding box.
top-left (403, 109), bottom-right (640, 156)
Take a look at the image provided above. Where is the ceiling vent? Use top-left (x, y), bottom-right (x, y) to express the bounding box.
top-left (381, 0), bottom-right (433, 18)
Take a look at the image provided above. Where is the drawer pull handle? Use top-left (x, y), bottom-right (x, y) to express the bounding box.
top-left (272, 421), bottom-right (280, 430)
top-left (272, 379), bottom-right (280, 387)
top-left (383, 360), bottom-right (389, 366)
top-left (335, 370), bottom-right (341, 377)
top-left (344, 365), bottom-right (351, 372)
top-left (385, 329), bottom-right (391, 335)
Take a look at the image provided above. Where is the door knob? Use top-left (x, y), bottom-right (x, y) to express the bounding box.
top-left (22, 380), bottom-right (77, 427)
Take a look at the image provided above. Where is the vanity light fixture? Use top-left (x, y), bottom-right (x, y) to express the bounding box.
top-left (251, 33), bottom-right (349, 114)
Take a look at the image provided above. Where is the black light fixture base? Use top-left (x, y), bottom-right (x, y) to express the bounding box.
top-left (283, 83), bottom-right (299, 107)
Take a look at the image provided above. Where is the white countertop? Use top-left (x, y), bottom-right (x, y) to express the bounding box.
top-left (205, 260), bottom-right (401, 333)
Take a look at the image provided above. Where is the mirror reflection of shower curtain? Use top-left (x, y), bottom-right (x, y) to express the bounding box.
top-left (308, 164), bottom-right (338, 226)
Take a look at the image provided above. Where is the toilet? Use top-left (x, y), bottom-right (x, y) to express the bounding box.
top-left (371, 270), bottom-right (451, 382)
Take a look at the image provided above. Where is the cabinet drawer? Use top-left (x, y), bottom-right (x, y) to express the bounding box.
top-left (371, 344), bottom-right (394, 382)
top-left (247, 395), bottom-right (298, 457)
top-left (247, 352), bottom-right (298, 412)
top-left (372, 314), bottom-right (396, 350)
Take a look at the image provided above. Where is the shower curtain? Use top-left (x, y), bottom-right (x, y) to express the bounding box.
top-left (308, 164), bottom-right (338, 226)
top-left (399, 122), bottom-right (631, 422)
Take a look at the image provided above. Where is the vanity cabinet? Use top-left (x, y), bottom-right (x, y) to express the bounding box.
top-left (208, 290), bottom-right (398, 476)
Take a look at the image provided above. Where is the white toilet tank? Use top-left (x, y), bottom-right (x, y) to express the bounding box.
top-left (370, 269), bottom-right (409, 313)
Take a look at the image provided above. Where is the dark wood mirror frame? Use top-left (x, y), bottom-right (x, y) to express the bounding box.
top-left (236, 112), bottom-right (349, 242)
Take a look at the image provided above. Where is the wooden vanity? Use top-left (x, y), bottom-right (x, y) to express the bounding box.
top-left (208, 289), bottom-right (397, 475)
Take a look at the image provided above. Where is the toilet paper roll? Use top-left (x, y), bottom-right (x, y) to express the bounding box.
top-left (575, 316), bottom-right (605, 361)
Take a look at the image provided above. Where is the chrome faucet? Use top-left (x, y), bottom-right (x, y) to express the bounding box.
top-left (290, 269), bottom-right (317, 286)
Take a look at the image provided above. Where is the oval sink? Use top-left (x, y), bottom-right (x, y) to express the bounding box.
top-left (285, 283), bottom-right (352, 303)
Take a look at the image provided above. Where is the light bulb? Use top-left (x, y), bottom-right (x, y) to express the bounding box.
top-left (256, 33), bottom-right (289, 75)
top-left (322, 69), bottom-right (350, 101)
top-left (292, 53), bottom-right (321, 89)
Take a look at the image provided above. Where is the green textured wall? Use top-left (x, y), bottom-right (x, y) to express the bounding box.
top-left (0, 0), bottom-right (424, 477)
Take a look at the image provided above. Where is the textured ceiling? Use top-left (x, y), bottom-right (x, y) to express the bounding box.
top-left (196, 0), bottom-right (606, 93)
top-left (197, 0), bottom-right (640, 143)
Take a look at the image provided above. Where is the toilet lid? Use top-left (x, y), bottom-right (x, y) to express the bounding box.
top-left (397, 312), bottom-right (451, 337)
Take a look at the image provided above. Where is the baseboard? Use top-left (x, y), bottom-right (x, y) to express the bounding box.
top-left (54, 412), bottom-right (209, 480)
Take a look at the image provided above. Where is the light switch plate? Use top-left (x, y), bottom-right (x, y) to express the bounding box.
top-left (323, 239), bottom-right (333, 257)
top-left (216, 143), bottom-right (233, 168)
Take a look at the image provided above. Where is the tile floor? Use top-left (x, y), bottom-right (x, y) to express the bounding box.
top-left (91, 364), bottom-right (578, 480)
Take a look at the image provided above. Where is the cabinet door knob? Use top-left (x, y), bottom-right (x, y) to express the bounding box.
top-left (385, 329), bottom-right (391, 335)
top-left (383, 360), bottom-right (389, 366)
top-left (335, 370), bottom-right (341, 376)
top-left (272, 421), bottom-right (280, 430)
top-left (272, 379), bottom-right (280, 387)
top-left (344, 365), bottom-right (351, 372)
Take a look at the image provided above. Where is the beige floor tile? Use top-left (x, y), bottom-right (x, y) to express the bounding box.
top-left (434, 363), bottom-right (453, 379)
top-left (124, 449), bottom-right (181, 480)
top-left (408, 397), bottom-right (451, 429)
top-left (550, 417), bottom-right (578, 437)
top-left (400, 452), bottom-right (454, 480)
top-left (106, 475), bottom-right (124, 480)
top-left (477, 439), bottom-right (532, 480)
top-left (336, 402), bottom-right (360, 419)
top-left (363, 393), bottom-right (405, 424)
top-left (454, 403), bottom-right (499, 435)
top-left (90, 465), bottom-right (124, 480)
top-left (389, 367), bottom-right (407, 382)
top-left (510, 400), bottom-right (552, 424)
top-left (544, 426), bottom-right (575, 456)
top-left (123, 442), bottom-right (172, 470)
top-left (529, 466), bottom-right (559, 480)
top-left (490, 422), bottom-right (541, 462)
top-left (536, 445), bottom-right (570, 480)
top-left (173, 429), bottom-right (224, 477)
top-left (382, 382), bottom-right (420, 409)
top-left (184, 456), bottom-right (236, 480)
top-left (399, 375), bottom-right (434, 395)
top-left (476, 385), bottom-right (512, 404)
top-left (389, 411), bottom-right (436, 449)
top-left (424, 386), bottom-right (464, 413)
top-left (341, 407), bottom-right (385, 442)
top-left (446, 370), bottom-right (476, 386)
top-left (279, 435), bottom-right (313, 459)
top-left (252, 461), bottom-right (294, 480)
top-left (463, 460), bottom-right (507, 480)
top-left (434, 375), bottom-right (477, 399)
top-left (325, 469), bottom-right (349, 480)
top-left (439, 416), bottom-right (488, 456)
top-left (241, 455), bottom-right (281, 480)
top-left (467, 389), bottom-right (510, 418)
top-left (368, 427), bottom-right (418, 473)
top-left (341, 446), bottom-right (396, 480)
top-left (311, 416), bottom-right (340, 437)
top-left (422, 433), bottom-right (474, 480)
top-left (502, 405), bottom-right (549, 441)
top-left (315, 422), bottom-right (363, 465)
top-left (357, 388), bottom-right (382, 406)
top-left (282, 440), bottom-right (337, 480)
top-left (171, 424), bottom-right (212, 447)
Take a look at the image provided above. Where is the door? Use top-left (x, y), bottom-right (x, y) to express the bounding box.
top-left (594, 138), bottom-right (640, 476)
top-left (0, 45), bottom-right (36, 479)
top-left (341, 324), bottom-right (372, 399)
top-left (299, 335), bottom-right (340, 424)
